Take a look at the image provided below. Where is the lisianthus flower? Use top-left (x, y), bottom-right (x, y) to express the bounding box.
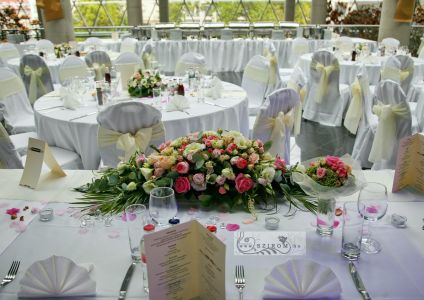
top-left (140, 168), bottom-right (153, 180)
top-left (136, 154), bottom-right (145, 167)
top-left (261, 167), bottom-right (276, 182)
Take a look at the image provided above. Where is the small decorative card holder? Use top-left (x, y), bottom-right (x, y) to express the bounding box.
top-left (19, 138), bottom-right (66, 189)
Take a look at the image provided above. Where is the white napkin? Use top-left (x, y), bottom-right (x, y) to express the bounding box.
top-left (18, 255), bottom-right (96, 298)
top-left (166, 95), bottom-right (190, 112)
top-left (262, 259), bottom-right (341, 299)
top-left (61, 87), bottom-right (81, 110)
top-left (205, 77), bottom-right (223, 99)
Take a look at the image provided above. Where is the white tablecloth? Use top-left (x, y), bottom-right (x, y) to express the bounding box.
top-left (298, 53), bottom-right (424, 85)
top-left (0, 170), bottom-right (423, 300)
top-left (34, 82), bottom-right (249, 169)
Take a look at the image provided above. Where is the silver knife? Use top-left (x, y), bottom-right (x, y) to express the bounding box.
top-left (349, 262), bottom-right (372, 300)
top-left (118, 262), bottom-right (136, 300)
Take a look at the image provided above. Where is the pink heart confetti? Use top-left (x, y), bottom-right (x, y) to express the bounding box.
top-left (366, 205), bottom-right (379, 214)
top-left (0, 203), bottom-right (9, 208)
top-left (66, 207), bottom-right (75, 214)
top-left (6, 208), bottom-right (20, 215)
top-left (242, 218), bottom-right (255, 224)
top-left (107, 230), bottom-right (120, 239)
top-left (31, 207), bottom-right (39, 214)
top-left (55, 209), bottom-right (66, 216)
top-left (78, 228), bottom-right (89, 235)
top-left (15, 222), bottom-right (27, 233)
top-left (226, 223), bottom-right (240, 231)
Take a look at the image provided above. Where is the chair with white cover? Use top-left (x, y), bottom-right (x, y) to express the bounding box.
top-left (395, 54), bottom-right (414, 95)
top-left (302, 50), bottom-right (349, 126)
top-left (174, 52), bottom-right (207, 76)
top-left (120, 37), bottom-right (138, 53)
top-left (0, 67), bottom-right (35, 134)
top-left (58, 55), bottom-right (88, 83)
top-left (97, 101), bottom-right (165, 167)
top-left (380, 56), bottom-right (402, 83)
top-left (85, 37), bottom-right (104, 51)
top-left (279, 37), bottom-right (309, 78)
top-left (263, 41), bottom-right (283, 90)
top-left (286, 66), bottom-right (307, 136)
top-left (0, 43), bottom-right (20, 62)
top-left (36, 39), bottom-right (55, 54)
top-left (141, 42), bottom-right (155, 69)
top-left (0, 123), bottom-right (24, 169)
top-left (170, 29), bottom-right (183, 40)
top-left (19, 54), bottom-right (54, 104)
top-left (0, 58), bottom-right (5, 67)
top-left (114, 52), bottom-right (143, 90)
top-left (85, 51), bottom-right (112, 81)
top-left (381, 37), bottom-right (400, 53)
top-left (353, 80), bottom-right (412, 170)
top-left (335, 36), bottom-right (354, 53)
top-left (252, 88), bottom-right (299, 164)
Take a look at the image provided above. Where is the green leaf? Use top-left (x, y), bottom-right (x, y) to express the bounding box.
top-left (108, 175), bottom-right (119, 186)
top-left (198, 194), bottom-right (212, 205)
top-left (197, 131), bottom-right (203, 140)
top-left (121, 183), bottom-right (127, 190)
top-left (195, 159), bottom-right (205, 169)
top-left (155, 177), bottom-right (172, 187)
top-left (264, 140), bottom-right (273, 152)
top-left (166, 171), bottom-right (179, 179)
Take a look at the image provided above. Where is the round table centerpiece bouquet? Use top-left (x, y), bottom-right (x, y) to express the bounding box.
top-left (74, 130), bottom-right (317, 217)
top-left (127, 69), bottom-right (162, 98)
top-left (292, 155), bottom-right (366, 236)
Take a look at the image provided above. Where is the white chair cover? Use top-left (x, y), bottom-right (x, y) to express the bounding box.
top-left (241, 55), bottom-right (273, 116)
top-left (97, 101), bottom-right (166, 167)
top-left (252, 88), bottom-right (299, 164)
top-left (0, 123), bottom-right (24, 169)
top-left (0, 43), bottom-right (20, 62)
top-left (302, 50), bottom-right (348, 126)
top-left (381, 37), bottom-right (400, 50)
top-left (271, 30), bottom-right (284, 40)
top-left (141, 41), bottom-right (155, 70)
top-left (395, 54), bottom-right (414, 95)
top-left (114, 52), bottom-right (143, 90)
top-left (59, 55), bottom-right (88, 83)
top-left (36, 39), bottom-right (55, 54)
top-left (0, 68), bottom-right (35, 134)
top-left (174, 52), bottom-right (207, 76)
top-left (0, 58), bottom-right (4, 68)
top-left (85, 37), bottom-right (104, 50)
top-left (368, 80), bottom-right (412, 170)
top-left (286, 66), bottom-right (306, 136)
top-left (85, 51), bottom-right (112, 81)
top-left (380, 56), bottom-right (402, 83)
top-left (19, 54), bottom-right (54, 104)
top-left (120, 37), bottom-right (138, 53)
top-left (335, 36), bottom-right (354, 53)
top-left (290, 37), bottom-right (309, 67)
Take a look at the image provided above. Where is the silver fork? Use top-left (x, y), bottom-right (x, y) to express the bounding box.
top-left (1, 261), bottom-right (20, 287)
top-left (235, 265), bottom-right (246, 300)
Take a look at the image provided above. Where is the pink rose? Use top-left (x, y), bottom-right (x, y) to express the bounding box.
top-left (316, 167), bottom-right (326, 178)
top-left (236, 158), bottom-right (248, 169)
top-left (336, 168), bottom-right (347, 178)
top-left (235, 173), bottom-right (254, 193)
top-left (174, 177), bottom-right (191, 194)
top-left (274, 157), bottom-right (286, 171)
top-left (248, 153), bottom-right (259, 164)
top-left (192, 173), bottom-right (205, 185)
top-left (176, 161), bottom-right (189, 174)
top-left (133, 72), bottom-right (141, 80)
top-left (136, 154), bottom-right (145, 167)
top-left (216, 175), bottom-right (226, 185)
top-left (218, 186), bottom-right (227, 194)
top-left (226, 143), bottom-right (237, 154)
top-left (325, 156), bottom-right (340, 167)
top-left (212, 149), bottom-right (221, 158)
top-left (154, 168), bottom-right (165, 177)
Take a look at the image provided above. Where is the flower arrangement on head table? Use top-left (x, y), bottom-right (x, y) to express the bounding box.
top-left (305, 156), bottom-right (353, 188)
top-left (127, 69), bottom-right (162, 98)
top-left (74, 130), bottom-right (317, 216)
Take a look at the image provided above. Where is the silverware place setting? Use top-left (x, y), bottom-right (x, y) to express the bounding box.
top-left (235, 265), bottom-right (245, 300)
top-left (1, 260), bottom-right (20, 288)
top-left (69, 111), bottom-right (98, 121)
top-left (118, 262), bottom-right (136, 300)
top-left (349, 261), bottom-right (372, 300)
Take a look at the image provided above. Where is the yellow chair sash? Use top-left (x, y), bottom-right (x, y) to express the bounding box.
top-left (343, 79), bottom-right (363, 135)
top-left (368, 101), bottom-right (409, 163)
top-left (400, 65), bottom-right (414, 81)
top-left (142, 52), bottom-right (154, 70)
top-left (98, 122), bottom-right (165, 162)
top-left (311, 61), bottom-right (338, 104)
top-left (0, 76), bottom-right (26, 99)
top-left (92, 63), bottom-right (107, 81)
top-left (287, 80), bottom-right (305, 136)
top-left (23, 65), bottom-right (47, 104)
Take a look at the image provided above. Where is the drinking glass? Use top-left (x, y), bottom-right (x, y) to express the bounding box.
top-left (152, 87), bottom-right (162, 109)
top-left (149, 187), bottom-right (177, 227)
top-left (124, 204), bottom-right (147, 262)
top-left (341, 202), bottom-right (364, 261)
top-left (357, 182), bottom-right (388, 254)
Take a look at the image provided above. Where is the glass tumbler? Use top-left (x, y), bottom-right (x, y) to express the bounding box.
top-left (124, 204), bottom-right (147, 262)
top-left (341, 202), bottom-right (364, 261)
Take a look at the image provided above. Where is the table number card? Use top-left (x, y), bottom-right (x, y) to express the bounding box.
top-left (144, 220), bottom-right (225, 300)
top-left (393, 133), bottom-right (424, 193)
top-left (19, 138), bottom-right (66, 189)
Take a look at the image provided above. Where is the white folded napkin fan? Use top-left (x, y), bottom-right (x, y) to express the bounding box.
top-left (61, 87), bottom-right (81, 110)
top-left (18, 255), bottom-right (96, 298)
top-left (166, 95), bottom-right (190, 112)
top-left (205, 77), bottom-right (223, 99)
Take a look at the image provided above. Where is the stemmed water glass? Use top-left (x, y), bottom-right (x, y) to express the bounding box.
top-left (357, 182), bottom-right (388, 254)
top-left (148, 187), bottom-right (177, 227)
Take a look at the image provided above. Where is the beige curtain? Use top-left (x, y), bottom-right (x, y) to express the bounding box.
top-left (394, 0), bottom-right (415, 22)
top-left (36, 0), bottom-right (64, 21)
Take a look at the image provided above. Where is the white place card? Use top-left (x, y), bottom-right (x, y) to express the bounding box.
top-left (19, 138), bottom-right (66, 189)
top-left (234, 231), bottom-right (306, 256)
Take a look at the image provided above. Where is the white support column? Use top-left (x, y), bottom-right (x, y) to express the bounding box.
top-left (285, 0), bottom-right (295, 22)
top-left (127, 0), bottom-right (143, 26)
top-left (378, 0), bottom-right (412, 46)
top-left (42, 0), bottom-right (75, 43)
top-left (311, 0), bottom-right (327, 24)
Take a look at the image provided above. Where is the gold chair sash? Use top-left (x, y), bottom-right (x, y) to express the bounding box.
top-left (343, 79), bottom-right (363, 135)
top-left (311, 61), bottom-right (339, 104)
top-left (23, 65), bottom-right (47, 104)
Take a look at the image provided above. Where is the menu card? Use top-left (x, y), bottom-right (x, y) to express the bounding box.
top-left (393, 133), bottom-right (424, 193)
top-left (144, 220), bottom-right (226, 300)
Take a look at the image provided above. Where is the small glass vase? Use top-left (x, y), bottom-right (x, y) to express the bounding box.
top-left (316, 197), bottom-right (336, 236)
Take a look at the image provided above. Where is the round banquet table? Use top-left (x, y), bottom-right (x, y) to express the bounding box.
top-left (34, 81), bottom-right (249, 169)
top-left (298, 53), bottom-right (424, 85)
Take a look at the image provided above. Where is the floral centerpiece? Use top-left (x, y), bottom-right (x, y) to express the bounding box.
top-left (54, 43), bottom-right (72, 58)
top-left (292, 155), bottom-right (365, 236)
top-left (75, 130), bottom-right (317, 216)
top-left (127, 69), bottom-right (161, 98)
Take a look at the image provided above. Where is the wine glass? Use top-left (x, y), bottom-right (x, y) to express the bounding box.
top-left (149, 187), bottom-right (177, 227)
top-left (357, 182), bottom-right (388, 254)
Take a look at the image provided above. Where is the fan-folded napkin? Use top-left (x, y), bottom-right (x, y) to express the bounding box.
top-left (166, 95), bottom-right (190, 112)
top-left (205, 77), bottom-right (223, 99)
top-left (61, 87), bottom-right (80, 110)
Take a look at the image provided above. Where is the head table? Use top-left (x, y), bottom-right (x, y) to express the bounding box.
top-left (34, 81), bottom-right (249, 170)
top-left (0, 169), bottom-right (423, 299)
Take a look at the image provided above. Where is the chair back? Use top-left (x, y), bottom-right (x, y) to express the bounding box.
top-left (115, 52), bottom-right (143, 89)
top-left (174, 52), bottom-right (207, 76)
top-left (395, 54), bottom-right (414, 94)
top-left (290, 37), bottom-right (309, 67)
top-left (0, 43), bottom-right (20, 61)
top-left (97, 101), bottom-right (165, 167)
top-left (170, 29), bottom-right (183, 40)
top-left (19, 54), bottom-right (54, 104)
top-left (120, 37), bottom-right (138, 53)
top-left (141, 41), bottom-right (155, 69)
top-left (252, 88), bottom-right (299, 163)
top-left (287, 66), bottom-right (306, 135)
top-left (59, 55), bottom-right (88, 83)
top-left (85, 51), bottom-right (112, 81)
top-left (380, 56), bottom-right (402, 83)
top-left (381, 37), bottom-right (400, 51)
top-left (85, 37), bottom-right (104, 50)
top-left (36, 39), bottom-right (55, 54)
top-left (0, 122), bottom-right (23, 169)
top-left (335, 36), bottom-right (354, 53)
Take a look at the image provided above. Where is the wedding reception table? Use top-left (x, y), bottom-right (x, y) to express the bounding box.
top-left (0, 169), bottom-right (423, 299)
top-left (33, 82), bottom-right (249, 169)
top-left (298, 53), bottom-right (424, 85)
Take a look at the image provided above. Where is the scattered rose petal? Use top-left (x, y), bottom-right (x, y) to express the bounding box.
top-left (242, 218), bottom-right (255, 224)
top-left (317, 218), bottom-right (327, 226)
top-left (0, 203), bottom-right (9, 208)
top-left (71, 211), bottom-right (82, 219)
top-left (15, 222), bottom-right (27, 232)
top-left (66, 207), bottom-right (75, 214)
top-left (226, 223), bottom-right (240, 231)
top-left (31, 207), bottom-right (39, 214)
top-left (107, 230), bottom-right (120, 239)
top-left (333, 220), bottom-right (340, 228)
top-left (6, 208), bottom-right (20, 215)
top-left (121, 213), bottom-right (127, 222)
top-left (128, 213), bottom-right (136, 221)
top-left (78, 228), bottom-right (89, 235)
top-left (55, 209), bottom-right (66, 216)
top-left (9, 221), bottom-right (18, 228)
